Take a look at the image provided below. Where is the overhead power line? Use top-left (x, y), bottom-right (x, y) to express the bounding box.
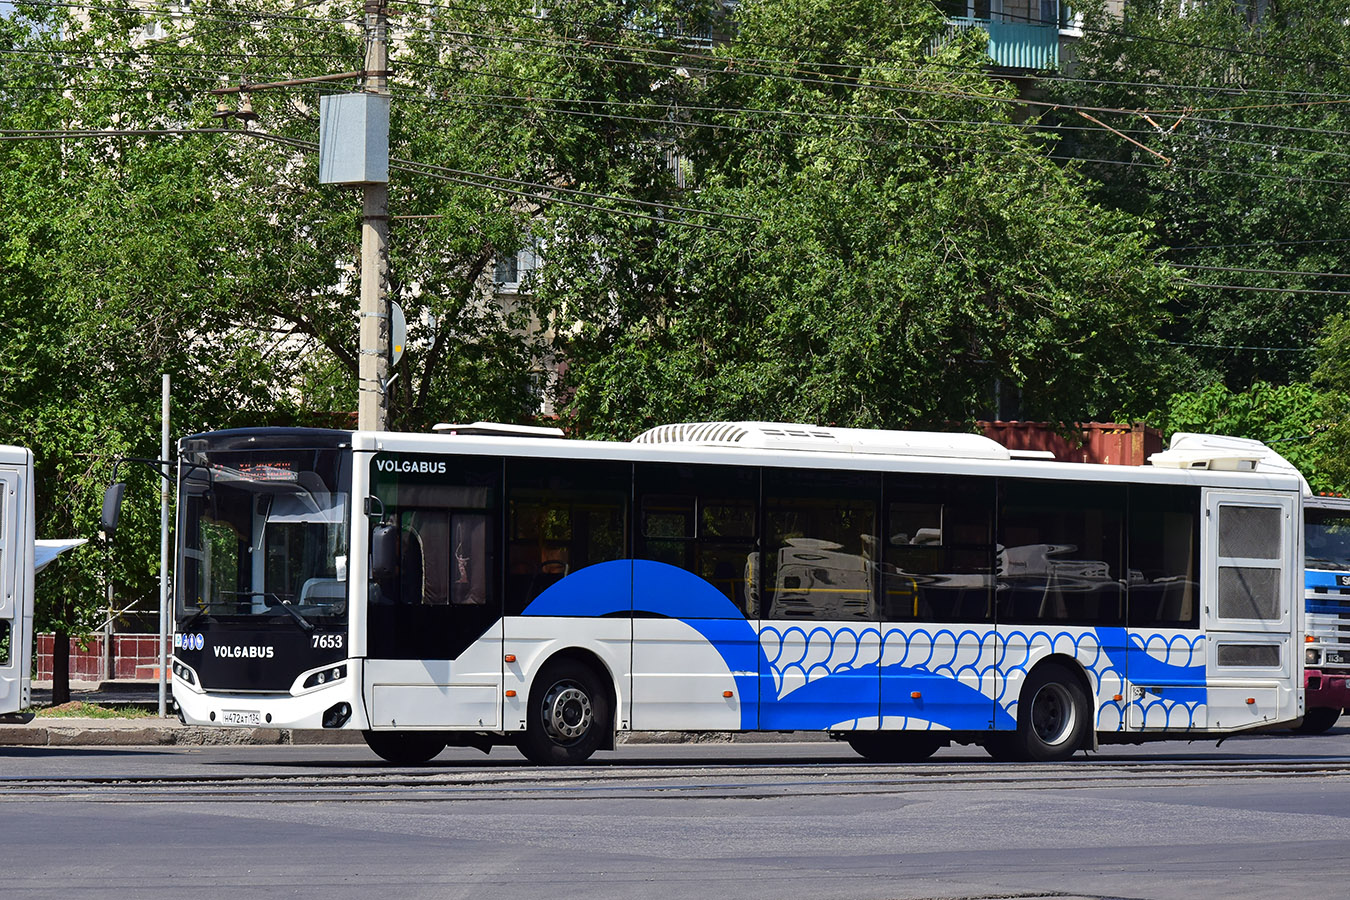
top-left (1179, 280), bottom-right (1350, 297)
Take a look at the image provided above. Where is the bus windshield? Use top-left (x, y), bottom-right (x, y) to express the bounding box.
top-left (177, 447), bottom-right (351, 627)
top-left (1306, 508), bottom-right (1350, 572)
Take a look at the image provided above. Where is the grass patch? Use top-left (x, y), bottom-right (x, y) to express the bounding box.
top-left (33, 701), bottom-right (157, 719)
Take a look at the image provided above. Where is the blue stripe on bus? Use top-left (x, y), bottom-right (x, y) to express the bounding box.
top-left (1307, 599), bottom-right (1350, 617)
top-left (1306, 570), bottom-right (1350, 589)
top-left (523, 561), bottom-right (1204, 731)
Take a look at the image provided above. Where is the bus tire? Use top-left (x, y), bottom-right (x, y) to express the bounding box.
top-left (1292, 706), bottom-right (1341, 734)
top-left (845, 732), bottom-right (944, 763)
top-left (518, 658), bottom-right (612, 765)
top-left (1011, 663), bottom-right (1090, 762)
top-left (362, 730), bottom-right (447, 765)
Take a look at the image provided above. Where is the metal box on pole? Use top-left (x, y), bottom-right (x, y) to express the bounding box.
top-left (318, 93), bottom-right (390, 185)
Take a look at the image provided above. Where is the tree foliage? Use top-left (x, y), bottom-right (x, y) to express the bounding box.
top-left (1044, 0), bottom-right (1350, 390)
top-left (2, 0), bottom-right (1198, 661)
top-left (531, 0), bottom-right (1177, 437)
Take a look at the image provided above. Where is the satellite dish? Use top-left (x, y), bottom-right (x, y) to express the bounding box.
top-left (389, 301), bottom-right (407, 369)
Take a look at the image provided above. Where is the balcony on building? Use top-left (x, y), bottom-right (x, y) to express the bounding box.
top-left (936, 0), bottom-right (1074, 72)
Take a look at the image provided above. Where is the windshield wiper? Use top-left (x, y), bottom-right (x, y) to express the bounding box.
top-left (217, 591), bottom-right (316, 633)
top-left (261, 593), bottom-right (316, 633)
top-left (179, 603), bottom-right (211, 632)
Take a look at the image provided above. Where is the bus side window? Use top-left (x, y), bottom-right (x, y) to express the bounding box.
top-left (1128, 484), bottom-right (1200, 629)
top-left (883, 474), bottom-right (994, 624)
top-left (505, 459), bottom-right (631, 615)
top-left (763, 469), bottom-right (879, 622)
top-left (998, 480), bottom-right (1125, 627)
top-left (366, 455), bottom-right (501, 660)
top-left (635, 463), bottom-right (759, 618)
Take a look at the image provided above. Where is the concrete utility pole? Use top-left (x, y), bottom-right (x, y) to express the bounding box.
top-left (158, 374), bottom-right (170, 718)
top-left (357, 0), bottom-right (390, 432)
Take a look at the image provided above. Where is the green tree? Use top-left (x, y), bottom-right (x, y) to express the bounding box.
top-left (1312, 313), bottom-right (1350, 491)
top-left (1, 0), bottom-right (564, 692)
top-left (1043, 0), bottom-right (1350, 390)
top-left (533, 0), bottom-right (1178, 436)
top-left (1152, 380), bottom-right (1336, 490)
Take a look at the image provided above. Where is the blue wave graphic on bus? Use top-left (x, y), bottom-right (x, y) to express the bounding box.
top-left (522, 561), bottom-right (1201, 731)
top-left (1097, 627), bottom-right (1207, 705)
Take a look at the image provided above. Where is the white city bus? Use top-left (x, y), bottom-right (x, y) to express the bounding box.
top-left (164, 423), bottom-right (1306, 763)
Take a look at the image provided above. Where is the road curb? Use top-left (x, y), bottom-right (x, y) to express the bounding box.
top-left (0, 719), bottom-right (365, 747)
top-left (0, 720), bottom-right (830, 748)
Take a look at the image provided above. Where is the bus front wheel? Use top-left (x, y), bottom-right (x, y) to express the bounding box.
top-left (362, 730), bottom-right (447, 765)
top-left (518, 658), bottom-right (612, 765)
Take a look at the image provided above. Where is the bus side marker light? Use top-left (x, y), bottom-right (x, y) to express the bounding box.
top-left (723, 691), bottom-right (733, 698)
top-left (505, 690), bottom-right (517, 698)
top-left (911, 692), bottom-right (921, 699)
top-left (504, 654), bottom-right (516, 663)
top-left (1113, 694), bottom-right (1123, 702)
top-left (1307, 635), bottom-right (1316, 643)
top-left (1246, 698), bottom-right (1256, 705)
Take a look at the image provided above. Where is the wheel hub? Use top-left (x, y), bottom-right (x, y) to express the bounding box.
top-left (1031, 683), bottom-right (1076, 746)
top-left (542, 681), bottom-right (592, 742)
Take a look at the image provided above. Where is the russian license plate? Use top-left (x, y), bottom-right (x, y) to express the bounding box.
top-left (220, 709), bottom-right (262, 726)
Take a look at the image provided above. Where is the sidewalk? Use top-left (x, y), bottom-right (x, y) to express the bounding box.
top-left (0, 717), bottom-right (365, 747)
top-left (11, 680), bottom-right (363, 747)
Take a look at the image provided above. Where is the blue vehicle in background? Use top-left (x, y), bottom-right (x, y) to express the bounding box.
top-left (1300, 494), bottom-right (1350, 733)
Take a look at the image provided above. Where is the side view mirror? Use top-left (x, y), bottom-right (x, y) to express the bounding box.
top-left (100, 482), bottom-right (127, 539)
top-left (370, 523), bottom-right (399, 581)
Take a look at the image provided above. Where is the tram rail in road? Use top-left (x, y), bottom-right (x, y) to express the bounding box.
top-left (4, 751), bottom-right (1350, 804)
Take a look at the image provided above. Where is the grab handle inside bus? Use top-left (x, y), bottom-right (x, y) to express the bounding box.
top-left (370, 522), bottom-right (399, 581)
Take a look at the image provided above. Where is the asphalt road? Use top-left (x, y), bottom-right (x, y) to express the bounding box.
top-left (2, 730), bottom-right (1349, 900)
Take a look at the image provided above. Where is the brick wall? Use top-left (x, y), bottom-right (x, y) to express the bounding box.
top-left (35, 633), bottom-right (165, 682)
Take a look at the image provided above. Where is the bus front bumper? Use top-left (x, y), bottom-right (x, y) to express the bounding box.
top-left (1305, 669), bottom-right (1350, 711)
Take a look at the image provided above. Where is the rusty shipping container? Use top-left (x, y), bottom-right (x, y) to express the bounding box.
top-left (978, 421), bottom-right (1163, 466)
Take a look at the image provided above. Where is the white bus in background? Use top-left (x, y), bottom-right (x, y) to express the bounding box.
top-left (0, 445), bottom-right (35, 719)
top-left (159, 423), bottom-right (1306, 764)
top-left (1, 445), bottom-right (84, 721)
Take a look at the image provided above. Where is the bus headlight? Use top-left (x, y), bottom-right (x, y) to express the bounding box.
top-left (171, 660), bottom-right (196, 686)
top-left (303, 665), bottom-right (346, 689)
top-left (1307, 648), bottom-right (1322, 666)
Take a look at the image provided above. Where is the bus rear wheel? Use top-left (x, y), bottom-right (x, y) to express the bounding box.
top-left (518, 658), bottom-right (612, 765)
top-left (362, 730), bottom-right (447, 765)
top-left (988, 663), bottom-right (1090, 762)
top-left (845, 732), bottom-right (945, 763)
top-left (1019, 663), bottom-right (1089, 761)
